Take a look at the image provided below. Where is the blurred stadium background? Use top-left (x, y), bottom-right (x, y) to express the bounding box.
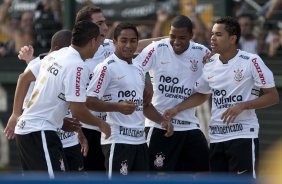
top-left (0, 0), bottom-right (281, 183)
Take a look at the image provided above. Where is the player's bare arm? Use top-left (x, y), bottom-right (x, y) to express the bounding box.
top-left (86, 96), bottom-right (136, 115)
top-left (135, 36), bottom-right (168, 55)
top-left (143, 103), bottom-right (173, 137)
top-left (143, 77), bottom-right (153, 107)
top-left (69, 102), bottom-right (111, 139)
top-left (221, 87), bottom-right (279, 124)
top-left (163, 93), bottom-right (210, 121)
top-left (4, 70), bottom-right (36, 139)
top-left (61, 117), bottom-right (82, 132)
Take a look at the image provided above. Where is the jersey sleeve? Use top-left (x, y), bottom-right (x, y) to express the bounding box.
top-left (133, 42), bottom-right (157, 73)
top-left (29, 61), bottom-right (41, 79)
top-left (250, 56), bottom-right (275, 88)
top-left (194, 73), bottom-right (212, 94)
top-left (64, 63), bottom-right (89, 102)
top-left (87, 62), bottom-right (111, 99)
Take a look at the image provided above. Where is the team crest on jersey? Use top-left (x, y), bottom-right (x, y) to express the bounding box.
top-left (120, 160), bottom-right (128, 175)
top-left (234, 68), bottom-right (244, 82)
top-left (189, 59), bottom-right (198, 72)
top-left (154, 153), bottom-right (165, 168)
top-left (104, 51), bottom-right (112, 59)
top-left (59, 158), bottom-right (66, 171)
top-left (17, 120), bottom-right (26, 129)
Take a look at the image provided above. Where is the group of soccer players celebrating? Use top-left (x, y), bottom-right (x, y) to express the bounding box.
top-left (3, 4), bottom-right (279, 179)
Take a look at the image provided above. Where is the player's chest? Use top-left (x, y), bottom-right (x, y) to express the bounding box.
top-left (206, 62), bottom-right (252, 88)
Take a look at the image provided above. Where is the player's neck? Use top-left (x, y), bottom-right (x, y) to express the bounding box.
top-left (115, 52), bottom-right (133, 64)
top-left (219, 48), bottom-right (238, 64)
top-left (72, 45), bottom-right (89, 61)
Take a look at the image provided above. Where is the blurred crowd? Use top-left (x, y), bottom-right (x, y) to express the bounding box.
top-left (0, 0), bottom-right (62, 57)
top-left (0, 0), bottom-right (282, 58)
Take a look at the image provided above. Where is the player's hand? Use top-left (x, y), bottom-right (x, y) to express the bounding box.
top-left (221, 103), bottom-right (245, 124)
top-left (4, 113), bottom-right (20, 140)
top-left (202, 50), bottom-right (214, 65)
top-left (161, 121), bottom-right (174, 137)
top-left (143, 79), bottom-right (153, 107)
top-left (163, 107), bottom-right (178, 121)
top-left (62, 117), bottom-right (82, 132)
top-left (18, 45), bottom-right (34, 63)
top-left (118, 100), bottom-right (136, 115)
top-left (77, 129), bottom-right (89, 157)
top-left (100, 122), bottom-right (111, 139)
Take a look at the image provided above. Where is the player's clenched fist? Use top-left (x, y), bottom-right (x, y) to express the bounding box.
top-left (161, 121), bottom-right (174, 137)
top-left (163, 107), bottom-right (179, 121)
top-left (118, 100), bottom-right (136, 115)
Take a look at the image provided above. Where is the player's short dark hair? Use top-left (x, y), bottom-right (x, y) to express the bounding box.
top-left (215, 16), bottom-right (241, 45)
top-left (171, 15), bottom-right (193, 33)
top-left (75, 5), bottom-right (102, 23)
top-left (51, 29), bottom-right (72, 51)
top-left (71, 21), bottom-right (100, 47)
top-left (113, 22), bottom-right (139, 40)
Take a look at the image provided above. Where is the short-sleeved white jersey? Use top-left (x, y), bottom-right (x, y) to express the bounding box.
top-left (87, 54), bottom-right (145, 145)
top-left (25, 53), bottom-right (78, 147)
top-left (15, 46), bottom-right (90, 135)
top-left (195, 50), bottom-right (275, 143)
top-left (134, 38), bottom-right (209, 131)
top-left (82, 39), bottom-right (115, 131)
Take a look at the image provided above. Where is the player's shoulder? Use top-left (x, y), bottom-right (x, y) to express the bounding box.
top-left (103, 39), bottom-right (115, 49)
top-left (190, 41), bottom-right (209, 54)
top-left (155, 38), bottom-right (170, 49)
top-left (99, 54), bottom-right (118, 68)
top-left (237, 50), bottom-right (255, 60)
top-left (236, 49), bottom-right (264, 64)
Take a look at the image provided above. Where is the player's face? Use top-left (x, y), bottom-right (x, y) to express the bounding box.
top-left (91, 12), bottom-right (108, 41)
top-left (114, 29), bottom-right (138, 64)
top-left (169, 26), bottom-right (192, 55)
top-left (210, 23), bottom-right (235, 54)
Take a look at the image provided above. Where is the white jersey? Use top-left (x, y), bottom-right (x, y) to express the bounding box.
top-left (26, 53), bottom-right (79, 148)
top-left (134, 38), bottom-right (209, 131)
top-left (87, 54), bottom-right (145, 145)
top-left (22, 57), bottom-right (40, 109)
top-left (82, 39), bottom-right (115, 131)
top-left (15, 46), bottom-right (89, 135)
top-left (195, 50), bottom-right (275, 143)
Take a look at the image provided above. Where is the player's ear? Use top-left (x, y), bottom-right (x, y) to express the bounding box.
top-left (230, 35), bottom-right (237, 45)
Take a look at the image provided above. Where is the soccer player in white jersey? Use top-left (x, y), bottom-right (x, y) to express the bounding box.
top-left (6, 21), bottom-right (110, 178)
top-left (134, 15), bottom-right (210, 172)
top-left (74, 6), bottom-right (115, 171)
top-left (74, 5), bottom-right (157, 172)
top-left (164, 17), bottom-right (279, 178)
top-left (86, 23), bottom-right (173, 177)
top-left (4, 30), bottom-right (89, 172)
